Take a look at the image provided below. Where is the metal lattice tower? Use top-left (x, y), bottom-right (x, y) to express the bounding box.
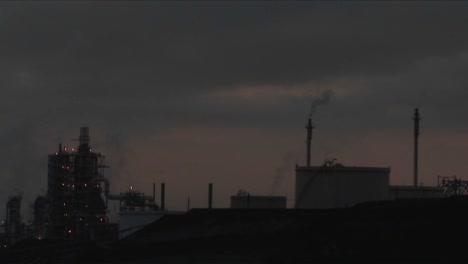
top-left (46, 127), bottom-right (114, 240)
top-left (437, 175), bottom-right (468, 196)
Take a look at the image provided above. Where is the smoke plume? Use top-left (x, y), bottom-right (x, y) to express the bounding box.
top-left (271, 152), bottom-right (297, 195)
top-left (309, 90), bottom-right (334, 117)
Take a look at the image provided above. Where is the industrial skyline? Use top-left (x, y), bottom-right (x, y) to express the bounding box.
top-left (2, 2), bottom-right (468, 221)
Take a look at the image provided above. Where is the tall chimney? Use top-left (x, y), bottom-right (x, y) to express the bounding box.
top-left (160, 183), bottom-right (165, 211)
top-left (413, 108), bottom-right (421, 187)
top-left (78, 127), bottom-right (91, 153)
top-left (79, 127), bottom-right (90, 147)
top-left (208, 183), bottom-right (213, 209)
top-left (306, 118), bottom-right (314, 167)
top-left (153, 183), bottom-right (156, 203)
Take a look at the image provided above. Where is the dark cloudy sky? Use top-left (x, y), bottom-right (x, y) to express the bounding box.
top-left (2, 1), bottom-right (468, 221)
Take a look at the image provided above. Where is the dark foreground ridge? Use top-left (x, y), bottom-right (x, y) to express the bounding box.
top-left (2, 196), bottom-right (468, 263)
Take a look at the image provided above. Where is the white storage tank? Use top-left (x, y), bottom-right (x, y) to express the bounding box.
top-left (295, 163), bottom-right (390, 208)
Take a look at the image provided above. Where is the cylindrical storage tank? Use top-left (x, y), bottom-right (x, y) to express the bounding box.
top-left (295, 164), bottom-right (390, 208)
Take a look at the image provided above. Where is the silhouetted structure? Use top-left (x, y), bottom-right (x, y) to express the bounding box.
top-left (413, 108), bottom-right (420, 187)
top-left (2, 108), bottom-right (468, 262)
top-left (208, 183), bottom-right (213, 209)
top-left (160, 183), bottom-right (165, 211)
top-left (230, 190), bottom-right (287, 209)
top-left (305, 117), bottom-right (313, 167)
top-left (388, 185), bottom-right (444, 199)
top-left (296, 161), bottom-right (390, 208)
top-left (108, 187), bottom-right (161, 239)
top-left (438, 175), bottom-right (468, 196)
top-left (109, 189), bottom-right (158, 212)
top-left (296, 114), bottom-right (443, 209)
top-left (5, 196), bottom-right (23, 246)
top-left (46, 127), bottom-right (117, 240)
top-left (33, 196), bottom-right (47, 240)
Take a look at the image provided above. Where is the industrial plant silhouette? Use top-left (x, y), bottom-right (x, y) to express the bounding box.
top-left (1, 108), bottom-right (468, 263)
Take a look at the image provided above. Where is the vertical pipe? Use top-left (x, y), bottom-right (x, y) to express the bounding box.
top-left (413, 108), bottom-right (420, 187)
top-left (161, 183), bottom-right (165, 211)
top-left (79, 127), bottom-right (90, 146)
top-left (153, 183), bottom-right (156, 203)
top-left (59, 143), bottom-right (62, 153)
top-left (306, 118), bottom-right (313, 167)
top-left (187, 197), bottom-right (190, 211)
top-left (208, 183), bottom-right (213, 209)
top-left (5, 199), bottom-right (10, 243)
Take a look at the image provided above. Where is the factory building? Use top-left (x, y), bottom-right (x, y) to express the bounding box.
top-left (296, 163), bottom-right (444, 208)
top-left (9, 127), bottom-right (170, 241)
top-left (108, 185), bottom-right (163, 239)
top-left (46, 127), bottom-right (117, 240)
top-left (297, 117), bottom-right (390, 208)
top-left (295, 163), bottom-right (390, 208)
top-left (296, 111), bottom-right (443, 209)
top-left (230, 190), bottom-right (287, 209)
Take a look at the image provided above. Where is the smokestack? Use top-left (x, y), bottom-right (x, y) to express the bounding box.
top-left (153, 183), bottom-right (156, 203)
top-left (306, 118), bottom-right (314, 167)
top-left (79, 127), bottom-right (90, 147)
top-left (413, 108), bottom-right (421, 187)
top-left (59, 143), bottom-right (62, 153)
top-left (160, 183), bottom-right (165, 211)
top-left (208, 183), bottom-right (213, 209)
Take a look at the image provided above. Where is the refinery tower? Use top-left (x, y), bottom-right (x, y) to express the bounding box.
top-left (45, 127), bottom-right (116, 240)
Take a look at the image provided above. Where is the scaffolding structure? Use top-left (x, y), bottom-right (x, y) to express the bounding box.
top-left (437, 175), bottom-right (468, 196)
top-left (46, 127), bottom-right (117, 240)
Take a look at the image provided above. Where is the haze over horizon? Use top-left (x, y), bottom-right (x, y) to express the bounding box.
top-left (1, 1), bottom-right (468, 221)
